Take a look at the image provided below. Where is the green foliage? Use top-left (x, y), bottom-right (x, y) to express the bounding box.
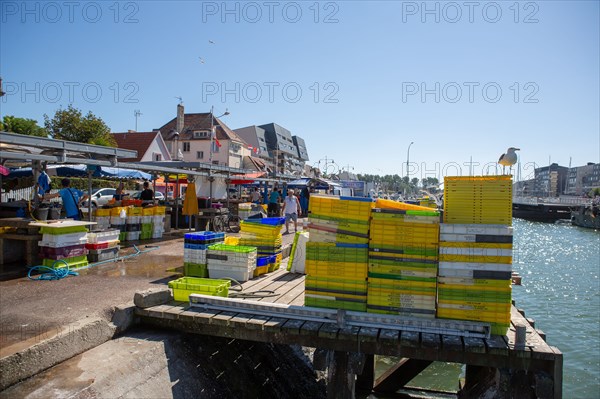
top-left (356, 173), bottom-right (421, 194)
top-left (590, 187), bottom-right (600, 197)
top-left (43, 105), bottom-right (115, 146)
top-left (1, 115), bottom-right (48, 137)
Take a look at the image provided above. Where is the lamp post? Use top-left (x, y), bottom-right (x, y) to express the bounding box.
top-left (208, 106), bottom-right (230, 200)
top-left (406, 141), bottom-right (414, 195)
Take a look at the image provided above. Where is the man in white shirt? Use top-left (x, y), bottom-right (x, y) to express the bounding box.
top-left (251, 188), bottom-right (261, 204)
top-left (282, 189), bottom-right (302, 234)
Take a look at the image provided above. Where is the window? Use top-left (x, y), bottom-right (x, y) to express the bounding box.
top-left (193, 131), bottom-right (210, 138)
top-left (153, 153), bottom-right (162, 161)
top-left (196, 151), bottom-right (204, 159)
top-left (183, 142), bottom-right (191, 152)
top-left (212, 160), bottom-right (219, 165)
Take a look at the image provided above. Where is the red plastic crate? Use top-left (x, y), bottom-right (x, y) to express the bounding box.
top-left (85, 240), bottom-right (120, 250)
top-left (39, 244), bottom-right (88, 260)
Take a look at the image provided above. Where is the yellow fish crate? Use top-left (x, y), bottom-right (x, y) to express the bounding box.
top-left (305, 259), bottom-right (368, 280)
top-left (309, 195), bottom-right (373, 222)
top-left (305, 276), bottom-right (367, 301)
top-left (436, 308), bottom-right (511, 324)
top-left (308, 229), bottom-right (369, 245)
top-left (444, 176), bottom-right (513, 225)
top-left (368, 264), bottom-right (438, 279)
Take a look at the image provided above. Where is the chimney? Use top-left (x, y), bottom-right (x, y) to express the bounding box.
top-left (176, 104), bottom-right (184, 135)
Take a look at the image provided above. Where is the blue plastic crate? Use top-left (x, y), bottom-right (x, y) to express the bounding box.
top-left (184, 243), bottom-right (211, 250)
top-left (257, 256), bottom-right (270, 267)
top-left (244, 217), bottom-right (285, 226)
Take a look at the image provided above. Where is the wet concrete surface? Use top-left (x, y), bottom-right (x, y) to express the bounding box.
top-left (0, 327), bottom-right (325, 399)
top-left (0, 226), bottom-right (299, 358)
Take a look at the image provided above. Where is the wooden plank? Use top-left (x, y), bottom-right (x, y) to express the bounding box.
top-left (337, 325), bottom-right (361, 343)
top-left (300, 321), bottom-right (323, 337)
top-left (378, 329), bottom-right (400, 346)
top-left (210, 311), bottom-right (238, 327)
top-left (244, 315), bottom-right (271, 331)
top-left (262, 317), bottom-right (288, 333)
top-left (318, 323), bottom-right (339, 340)
top-left (273, 276), bottom-right (306, 305)
top-left (421, 333), bottom-right (441, 350)
top-left (281, 319), bottom-right (304, 335)
top-left (400, 331), bottom-right (420, 348)
top-left (442, 335), bottom-right (463, 352)
top-left (327, 351), bottom-right (354, 399)
top-left (373, 358), bottom-right (432, 393)
top-left (355, 354), bottom-right (375, 392)
top-left (485, 335), bottom-right (509, 356)
top-left (156, 304), bottom-right (185, 321)
top-left (359, 327), bottom-right (379, 344)
top-left (463, 337), bottom-right (486, 354)
top-left (550, 346), bottom-right (563, 399)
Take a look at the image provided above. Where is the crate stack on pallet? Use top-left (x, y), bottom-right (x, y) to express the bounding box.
top-left (304, 195), bottom-right (373, 311)
top-left (110, 207), bottom-right (127, 242)
top-left (126, 207), bottom-right (142, 241)
top-left (86, 230), bottom-right (120, 263)
top-left (206, 244), bottom-right (257, 282)
top-left (38, 224), bottom-right (89, 269)
top-left (239, 219), bottom-right (284, 276)
top-left (152, 206), bottom-right (166, 239)
top-left (183, 232), bottom-right (225, 277)
top-left (140, 208), bottom-right (154, 240)
top-left (437, 175), bottom-right (513, 335)
top-left (367, 204), bottom-right (440, 318)
top-left (94, 208), bottom-right (111, 230)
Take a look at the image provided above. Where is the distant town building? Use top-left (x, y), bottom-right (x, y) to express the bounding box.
top-left (235, 122), bottom-right (309, 176)
top-left (565, 162), bottom-right (600, 195)
top-left (110, 131), bottom-right (172, 162)
top-left (533, 163), bottom-right (568, 197)
top-left (233, 125), bottom-right (273, 173)
top-left (155, 104), bottom-right (249, 168)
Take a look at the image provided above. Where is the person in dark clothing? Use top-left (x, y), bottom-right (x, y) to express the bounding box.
top-left (140, 181), bottom-right (154, 201)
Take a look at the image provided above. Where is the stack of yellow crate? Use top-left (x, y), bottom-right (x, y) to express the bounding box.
top-left (437, 175), bottom-right (513, 335)
top-left (367, 205), bottom-right (440, 318)
top-left (305, 195), bottom-right (373, 311)
top-left (239, 220), bottom-right (283, 273)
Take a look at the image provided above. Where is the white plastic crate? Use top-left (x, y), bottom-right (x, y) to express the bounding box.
top-left (110, 217), bottom-right (126, 225)
top-left (127, 216), bottom-right (141, 224)
top-left (208, 264), bottom-right (255, 282)
top-left (126, 231), bottom-right (140, 241)
top-left (87, 230), bottom-right (120, 244)
top-left (39, 237), bottom-right (87, 248)
top-left (41, 232), bottom-right (87, 245)
top-left (152, 232), bottom-right (163, 239)
top-left (152, 216), bottom-right (164, 224)
top-left (141, 216), bottom-right (153, 224)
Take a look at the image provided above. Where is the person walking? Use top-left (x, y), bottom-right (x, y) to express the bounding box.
top-left (268, 188), bottom-right (280, 217)
top-left (251, 187), bottom-right (261, 204)
top-left (282, 189), bottom-right (302, 234)
top-left (44, 178), bottom-right (89, 220)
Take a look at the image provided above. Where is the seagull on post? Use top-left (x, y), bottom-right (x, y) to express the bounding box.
top-left (498, 147), bottom-right (520, 174)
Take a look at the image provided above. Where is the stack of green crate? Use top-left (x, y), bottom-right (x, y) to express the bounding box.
top-left (367, 208), bottom-right (440, 318)
top-left (305, 195), bottom-right (373, 311)
top-left (38, 224), bottom-right (89, 270)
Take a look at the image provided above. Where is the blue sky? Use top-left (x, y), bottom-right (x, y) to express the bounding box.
top-left (1, 1), bottom-right (598, 180)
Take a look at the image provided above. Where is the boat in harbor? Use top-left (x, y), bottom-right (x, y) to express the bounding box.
top-left (571, 204), bottom-right (600, 229)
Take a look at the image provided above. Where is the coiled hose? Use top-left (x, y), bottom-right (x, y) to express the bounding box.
top-left (27, 259), bottom-right (79, 281)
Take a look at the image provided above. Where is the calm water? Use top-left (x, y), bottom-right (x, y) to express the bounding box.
top-left (371, 219), bottom-right (600, 398)
top-left (511, 219), bottom-right (600, 398)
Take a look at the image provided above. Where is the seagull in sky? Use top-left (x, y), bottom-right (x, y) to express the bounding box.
top-left (498, 147), bottom-right (520, 174)
top-left (208, 40), bottom-right (215, 44)
top-left (199, 57), bottom-right (205, 64)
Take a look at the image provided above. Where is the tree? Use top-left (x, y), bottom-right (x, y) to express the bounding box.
top-left (1, 115), bottom-right (48, 137)
top-left (44, 105), bottom-right (115, 146)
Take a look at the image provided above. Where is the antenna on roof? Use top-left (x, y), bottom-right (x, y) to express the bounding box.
top-left (134, 110), bottom-right (142, 131)
top-left (175, 96), bottom-right (183, 105)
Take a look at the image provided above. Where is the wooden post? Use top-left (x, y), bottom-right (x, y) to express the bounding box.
top-left (327, 351), bottom-right (355, 399)
top-left (355, 354), bottom-right (375, 393)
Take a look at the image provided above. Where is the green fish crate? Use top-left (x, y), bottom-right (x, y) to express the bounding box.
top-left (184, 262), bottom-right (209, 278)
top-left (168, 277), bottom-right (231, 302)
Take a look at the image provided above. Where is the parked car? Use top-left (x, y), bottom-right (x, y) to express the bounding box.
top-left (130, 191), bottom-right (165, 201)
top-left (81, 188), bottom-right (117, 207)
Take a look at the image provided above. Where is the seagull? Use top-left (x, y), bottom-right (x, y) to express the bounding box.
top-left (498, 147), bottom-right (520, 174)
top-left (208, 40), bottom-right (215, 44)
top-left (199, 57), bottom-right (205, 64)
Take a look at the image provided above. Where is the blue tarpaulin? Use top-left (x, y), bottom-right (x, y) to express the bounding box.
top-left (7, 164), bottom-right (151, 180)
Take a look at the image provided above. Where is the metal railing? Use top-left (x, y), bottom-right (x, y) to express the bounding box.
top-left (513, 196), bottom-right (591, 206)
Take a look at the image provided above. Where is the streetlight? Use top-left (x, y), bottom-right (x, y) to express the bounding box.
top-left (209, 106), bottom-right (230, 166)
top-left (406, 141), bottom-right (414, 179)
top-left (406, 141), bottom-right (414, 195)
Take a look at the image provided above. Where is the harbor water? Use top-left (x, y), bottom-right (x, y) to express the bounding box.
top-left (371, 218), bottom-right (600, 398)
